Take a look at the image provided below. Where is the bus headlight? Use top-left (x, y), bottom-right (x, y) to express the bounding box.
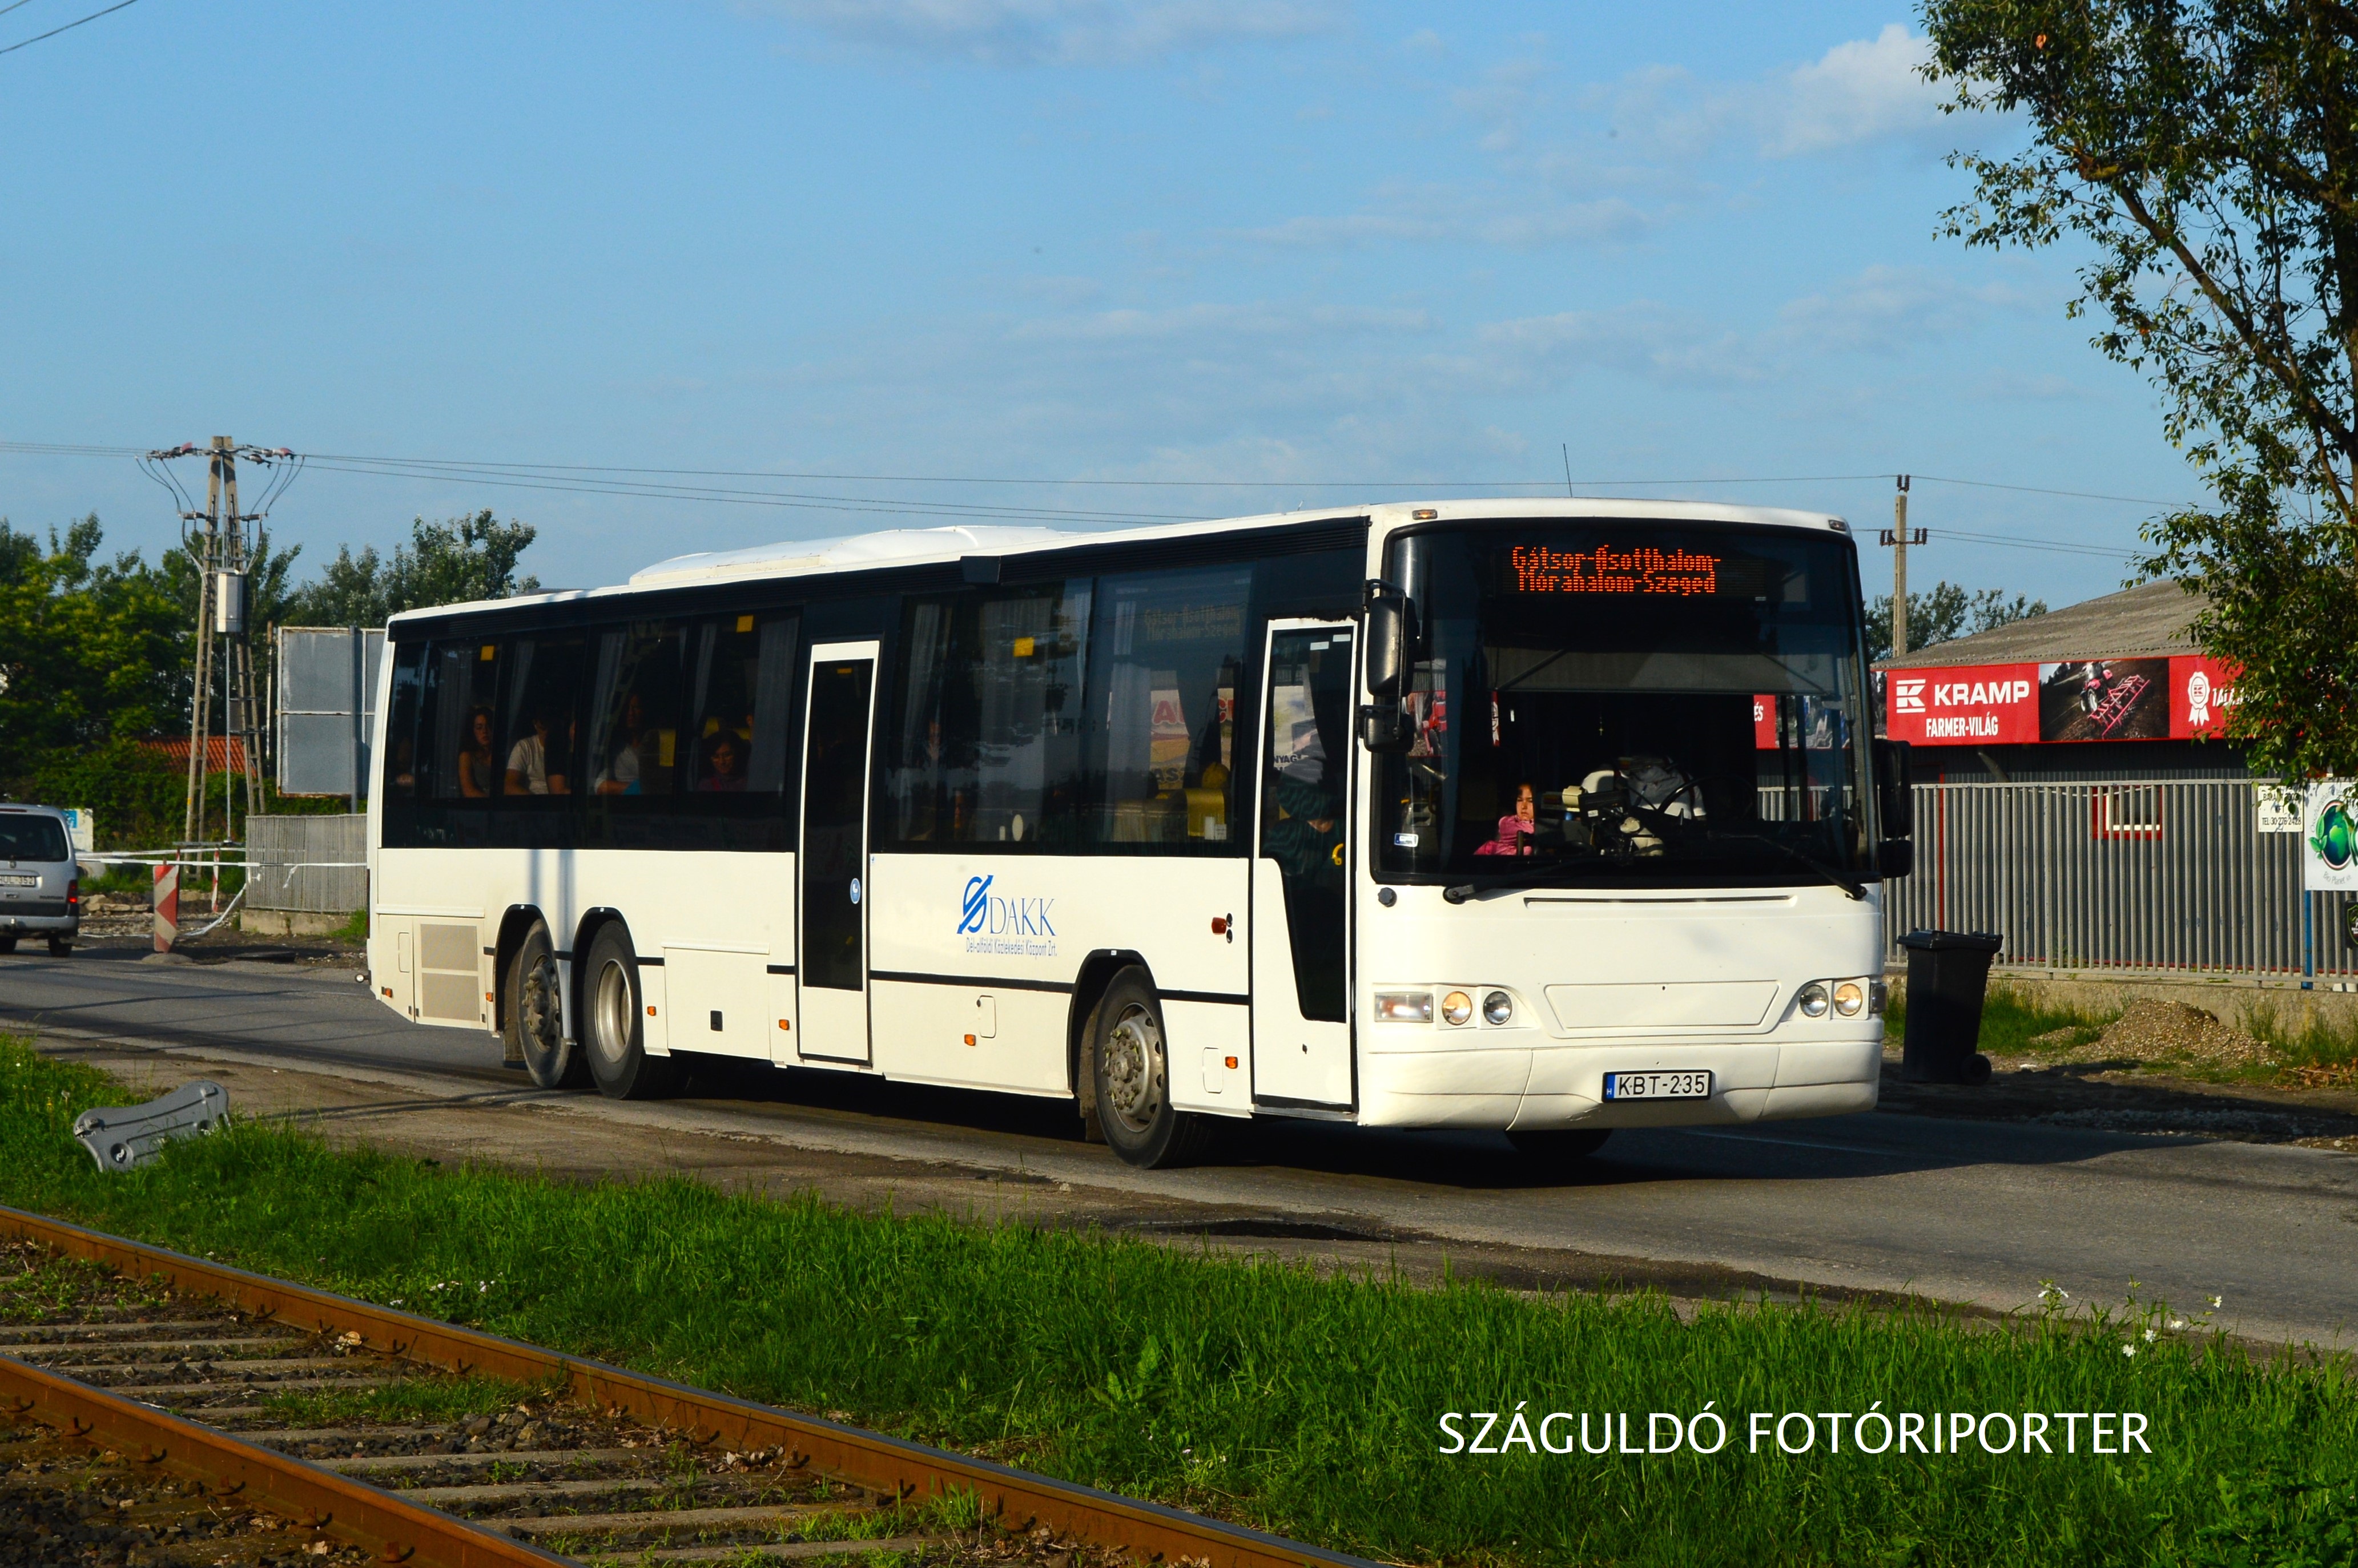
top-left (1482, 990), bottom-right (1514, 1026)
top-left (1796, 982), bottom-right (1830, 1019)
top-left (1833, 981), bottom-right (1866, 1017)
top-left (1440, 990), bottom-right (1474, 1027)
top-left (1375, 990), bottom-right (1434, 1023)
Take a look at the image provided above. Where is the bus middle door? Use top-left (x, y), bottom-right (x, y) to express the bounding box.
top-left (1249, 619), bottom-right (1355, 1110)
top-left (797, 643), bottom-right (880, 1065)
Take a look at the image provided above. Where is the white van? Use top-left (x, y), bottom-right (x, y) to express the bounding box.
top-left (0, 804), bottom-right (82, 955)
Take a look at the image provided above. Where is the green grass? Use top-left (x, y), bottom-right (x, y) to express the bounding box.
top-left (1884, 983), bottom-right (2115, 1058)
top-left (1, 1036), bottom-right (2353, 1568)
top-left (328, 907), bottom-right (368, 945)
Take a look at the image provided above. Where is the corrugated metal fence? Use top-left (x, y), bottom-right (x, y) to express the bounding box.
top-left (1884, 780), bottom-right (2354, 976)
top-left (246, 814), bottom-right (367, 914)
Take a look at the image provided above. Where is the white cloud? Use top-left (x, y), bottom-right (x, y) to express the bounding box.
top-left (1470, 304), bottom-right (1769, 392)
top-left (1760, 24), bottom-right (1947, 157)
top-left (1583, 27), bottom-right (1958, 166)
top-left (743, 0), bottom-right (1344, 66)
top-left (1008, 300), bottom-right (1434, 341)
top-left (1226, 183), bottom-right (1659, 252)
top-left (1777, 264), bottom-right (2024, 353)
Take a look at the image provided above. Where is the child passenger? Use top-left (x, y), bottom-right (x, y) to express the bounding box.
top-left (1472, 782), bottom-right (1538, 856)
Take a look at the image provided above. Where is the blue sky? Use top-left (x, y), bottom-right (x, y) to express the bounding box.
top-left (0, 1), bottom-right (2193, 607)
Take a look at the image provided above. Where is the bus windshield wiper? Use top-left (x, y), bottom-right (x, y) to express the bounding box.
top-left (1707, 832), bottom-right (1867, 901)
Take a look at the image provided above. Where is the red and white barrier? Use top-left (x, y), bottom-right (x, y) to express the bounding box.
top-left (152, 862), bottom-right (178, 953)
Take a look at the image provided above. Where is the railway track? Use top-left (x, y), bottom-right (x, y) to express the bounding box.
top-left (0, 1207), bottom-right (1376, 1568)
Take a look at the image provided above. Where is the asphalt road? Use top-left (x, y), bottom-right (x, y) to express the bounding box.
top-left (4, 944), bottom-right (2354, 1348)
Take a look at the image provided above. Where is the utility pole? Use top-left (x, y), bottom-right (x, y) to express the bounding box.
top-left (141, 438), bottom-right (303, 855)
top-left (1879, 474), bottom-right (1926, 657)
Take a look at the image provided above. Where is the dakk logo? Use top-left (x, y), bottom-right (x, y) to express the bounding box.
top-left (959, 874), bottom-right (1056, 938)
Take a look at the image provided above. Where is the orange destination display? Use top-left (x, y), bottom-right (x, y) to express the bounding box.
top-left (1508, 543), bottom-right (1724, 596)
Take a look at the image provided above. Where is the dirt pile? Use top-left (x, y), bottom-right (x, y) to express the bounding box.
top-left (2071, 998), bottom-right (2276, 1071)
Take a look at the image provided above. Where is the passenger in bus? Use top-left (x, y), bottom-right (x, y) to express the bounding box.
top-left (698, 734), bottom-right (747, 792)
top-left (1473, 783), bottom-right (1538, 856)
top-left (458, 707), bottom-right (498, 797)
top-left (547, 719), bottom-right (577, 795)
top-left (504, 711), bottom-right (554, 795)
top-left (595, 694), bottom-right (650, 795)
top-left (1266, 728), bottom-right (1342, 882)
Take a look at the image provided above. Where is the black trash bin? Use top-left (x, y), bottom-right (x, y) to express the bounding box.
top-left (1896, 930), bottom-right (2002, 1085)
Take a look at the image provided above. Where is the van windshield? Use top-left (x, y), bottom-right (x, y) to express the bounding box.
top-left (0, 816), bottom-right (69, 862)
top-left (1375, 521), bottom-right (1875, 889)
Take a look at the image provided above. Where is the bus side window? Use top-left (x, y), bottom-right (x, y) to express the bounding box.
top-left (886, 584), bottom-right (1085, 847)
top-left (496, 635), bottom-right (585, 797)
top-left (1083, 565), bottom-right (1249, 850)
top-left (382, 642), bottom-right (428, 799)
top-left (423, 640), bottom-right (499, 803)
top-left (588, 623), bottom-right (685, 797)
top-left (685, 612), bottom-right (792, 796)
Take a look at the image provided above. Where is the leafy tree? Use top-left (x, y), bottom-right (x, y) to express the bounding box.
top-left (0, 515), bottom-right (187, 758)
top-left (287, 509), bottom-right (540, 626)
top-left (1868, 579), bottom-right (2048, 662)
top-left (1922, 2), bottom-right (2358, 777)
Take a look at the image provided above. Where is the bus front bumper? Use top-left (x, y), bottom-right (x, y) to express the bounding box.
top-left (1355, 1038), bottom-right (1881, 1130)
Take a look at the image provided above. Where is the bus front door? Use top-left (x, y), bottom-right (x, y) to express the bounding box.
top-left (1250, 620), bottom-right (1355, 1110)
top-left (797, 643), bottom-right (880, 1065)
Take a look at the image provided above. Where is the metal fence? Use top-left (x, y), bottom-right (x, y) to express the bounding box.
top-left (246, 814), bottom-right (367, 914)
top-left (1885, 780), bottom-right (2354, 976)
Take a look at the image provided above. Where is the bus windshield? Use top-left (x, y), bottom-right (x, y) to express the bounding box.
top-left (1375, 520), bottom-right (1875, 889)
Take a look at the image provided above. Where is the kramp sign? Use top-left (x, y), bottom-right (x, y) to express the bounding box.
top-left (1884, 664), bottom-right (2039, 745)
top-left (1887, 655), bottom-right (2245, 747)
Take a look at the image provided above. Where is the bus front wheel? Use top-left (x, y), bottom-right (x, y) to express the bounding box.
top-left (1088, 966), bottom-right (1213, 1169)
top-left (583, 923), bottom-right (678, 1101)
top-left (508, 922), bottom-right (586, 1090)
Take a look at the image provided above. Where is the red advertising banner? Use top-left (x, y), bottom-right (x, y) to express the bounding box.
top-left (1752, 695), bottom-right (1777, 749)
top-left (2169, 655), bottom-right (2242, 739)
top-left (1887, 655), bottom-right (2245, 745)
top-left (1884, 663), bottom-right (2040, 745)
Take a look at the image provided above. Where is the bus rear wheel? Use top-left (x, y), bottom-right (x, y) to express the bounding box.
top-left (583, 923), bottom-right (677, 1101)
top-left (1507, 1128), bottom-right (1612, 1164)
top-left (508, 922), bottom-right (586, 1089)
top-left (1089, 966), bottom-right (1213, 1169)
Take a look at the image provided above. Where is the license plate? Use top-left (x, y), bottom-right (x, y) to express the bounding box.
top-left (0, 875), bottom-right (35, 888)
top-left (1604, 1070), bottom-right (1713, 1101)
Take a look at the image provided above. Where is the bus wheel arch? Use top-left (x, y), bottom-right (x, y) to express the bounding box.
top-left (1080, 962), bottom-right (1214, 1169)
top-left (1068, 950), bottom-right (1146, 1137)
top-left (578, 918), bottom-right (678, 1101)
top-left (492, 905), bottom-right (544, 1056)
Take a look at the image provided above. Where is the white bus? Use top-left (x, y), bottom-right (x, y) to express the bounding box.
top-left (365, 498), bottom-right (1911, 1167)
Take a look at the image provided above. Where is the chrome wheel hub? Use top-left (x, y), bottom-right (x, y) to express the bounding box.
top-left (591, 959), bottom-right (633, 1068)
top-left (1103, 1005), bottom-right (1164, 1132)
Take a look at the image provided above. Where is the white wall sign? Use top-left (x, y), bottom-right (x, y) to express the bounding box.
top-left (2257, 787), bottom-right (2304, 835)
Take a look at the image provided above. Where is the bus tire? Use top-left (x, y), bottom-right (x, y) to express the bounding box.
top-left (582, 923), bottom-right (677, 1101)
top-left (1507, 1127), bottom-right (1612, 1164)
top-left (1088, 966), bottom-right (1212, 1169)
top-left (509, 923), bottom-right (586, 1090)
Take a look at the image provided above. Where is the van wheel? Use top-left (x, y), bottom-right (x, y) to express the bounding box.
top-left (1507, 1128), bottom-right (1612, 1164)
top-left (508, 924), bottom-right (586, 1089)
top-left (46, 937), bottom-right (71, 957)
top-left (1089, 966), bottom-right (1213, 1169)
top-left (582, 923), bottom-right (677, 1101)
top-left (0, 936), bottom-right (17, 954)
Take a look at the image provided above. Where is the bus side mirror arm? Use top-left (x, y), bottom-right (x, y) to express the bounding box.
top-left (1361, 581), bottom-right (1414, 753)
top-left (1873, 737), bottom-right (1913, 877)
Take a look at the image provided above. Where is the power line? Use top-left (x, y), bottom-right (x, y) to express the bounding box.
top-left (0, 0), bottom-right (142, 57)
top-left (0, 439), bottom-right (2204, 507)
